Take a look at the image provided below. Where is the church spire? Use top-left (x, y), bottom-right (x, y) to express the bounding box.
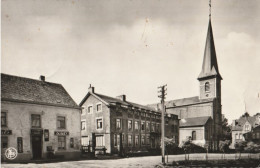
top-left (198, 3), bottom-right (222, 80)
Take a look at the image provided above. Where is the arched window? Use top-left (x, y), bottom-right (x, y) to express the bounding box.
top-left (192, 131), bottom-right (196, 140)
top-left (205, 82), bottom-right (210, 92)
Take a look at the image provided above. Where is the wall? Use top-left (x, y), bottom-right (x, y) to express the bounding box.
top-left (81, 94), bottom-right (111, 153)
top-left (1, 101), bottom-right (81, 162)
top-left (166, 102), bottom-right (213, 119)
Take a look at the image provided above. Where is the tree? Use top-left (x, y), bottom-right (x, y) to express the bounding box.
top-left (219, 140), bottom-right (231, 159)
top-left (180, 137), bottom-right (192, 161)
top-left (234, 141), bottom-right (247, 159)
top-left (221, 117), bottom-right (231, 140)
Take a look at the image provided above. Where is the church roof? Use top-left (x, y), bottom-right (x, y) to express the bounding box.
top-left (147, 96), bottom-right (214, 110)
top-left (198, 19), bottom-right (222, 80)
top-left (1, 73), bottom-right (79, 109)
top-left (179, 116), bottom-right (212, 128)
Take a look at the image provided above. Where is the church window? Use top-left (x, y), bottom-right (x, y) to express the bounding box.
top-left (192, 131), bottom-right (196, 140)
top-left (205, 82), bottom-right (210, 92)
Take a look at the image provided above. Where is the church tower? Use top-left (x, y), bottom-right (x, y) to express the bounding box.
top-left (198, 18), bottom-right (222, 103)
top-left (198, 7), bottom-right (223, 148)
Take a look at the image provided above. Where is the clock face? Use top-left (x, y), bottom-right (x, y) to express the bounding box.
top-left (206, 94), bottom-right (209, 97)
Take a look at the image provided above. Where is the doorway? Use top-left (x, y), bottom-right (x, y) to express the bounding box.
top-left (32, 135), bottom-right (42, 159)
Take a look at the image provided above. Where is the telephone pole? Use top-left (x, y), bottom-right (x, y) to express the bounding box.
top-left (158, 84), bottom-right (167, 164)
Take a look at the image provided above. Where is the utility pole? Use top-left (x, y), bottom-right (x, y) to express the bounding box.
top-left (158, 84), bottom-right (167, 165)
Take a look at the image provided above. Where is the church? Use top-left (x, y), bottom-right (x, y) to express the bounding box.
top-left (149, 17), bottom-right (223, 151)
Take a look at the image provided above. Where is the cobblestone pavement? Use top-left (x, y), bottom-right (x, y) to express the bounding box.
top-left (2, 153), bottom-right (260, 168)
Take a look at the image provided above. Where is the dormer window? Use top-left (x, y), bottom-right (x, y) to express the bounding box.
top-left (205, 82), bottom-right (210, 92)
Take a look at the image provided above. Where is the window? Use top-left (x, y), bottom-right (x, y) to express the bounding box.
top-left (31, 114), bottom-right (41, 128)
top-left (96, 135), bottom-right (104, 147)
top-left (239, 133), bottom-right (242, 139)
top-left (156, 123), bottom-right (160, 132)
top-left (235, 133), bottom-right (239, 139)
top-left (1, 112), bottom-right (7, 127)
top-left (88, 105), bottom-right (93, 113)
top-left (96, 103), bottom-right (102, 112)
top-left (116, 119), bottom-right (121, 129)
top-left (114, 134), bottom-right (121, 147)
top-left (172, 136), bottom-right (176, 143)
top-left (135, 121), bottom-right (139, 130)
top-left (81, 136), bottom-right (89, 146)
top-left (141, 135), bottom-right (145, 145)
top-left (135, 135), bottom-right (139, 146)
top-left (146, 135), bottom-right (150, 145)
top-left (57, 116), bottom-right (66, 129)
top-left (205, 82), bottom-right (210, 92)
top-left (58, 136), bottom-right (66, 150)
top-left (122, 134), bottom-right (124, 144)
top-left (253, 133), bottom-right (256, 139)
top-left (70, 138), bottom-right (74, 148)
top-left (146, 122), bottom-right (150, 132)
top-left (97, 118), bottom-right (103, 130)
top-left (81, 121), bottom-right (86, 130)
top-left (128, 135), bottom-right (132, 146)
top-left (151, 123), bottom-right (155, 132)
top-left (141, 122), bottom-right (145, 131)
top-left (245, 125), bottom-right (250, 131)
top-left (114, 134), bottom-right (117, 146)
top-left (257, 133), bottom-right (260, 139)
top-left (128, 120), bottom-right (132, 130)
top-left (1, 136), bottom-right (8, 149)
top-left (192, 131), bottom-right (196, 140)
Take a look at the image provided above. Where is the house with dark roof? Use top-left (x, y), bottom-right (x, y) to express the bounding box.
top-left (231, 112), bottom-right (260, 148)
top-left (148, 17), bottom-right (223, 151)
top-left (79, 86), bottom-right (179, 155)
top-left (1, 73), bottom-right (81, 162)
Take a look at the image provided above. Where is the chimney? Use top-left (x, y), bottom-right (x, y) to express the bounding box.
top-left (117, 95), bottom-right (126, 101)
top-left (40, 75), bottom-right (45, 82)
top-left (88, 84), bottom-right (94, 93)
top-left (232, 120), bottom-right (236, 127)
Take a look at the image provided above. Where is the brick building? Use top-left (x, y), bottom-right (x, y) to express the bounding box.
top-left (1, 73), bottom-right (81, 162)
top-left (79, 86), bottom-right (179, 155)
top-left (148, 18), bottom-right (222, 151)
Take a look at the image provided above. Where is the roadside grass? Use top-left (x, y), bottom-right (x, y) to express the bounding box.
top-left (159, 158), bottom-right (260, 167)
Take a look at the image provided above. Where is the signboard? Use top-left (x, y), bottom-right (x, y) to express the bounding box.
top-left (54, 131), bottom-right (69, 136)
top-left (31, 129), bottom-right (43, 135)
top-left (17, 137), bottom-right (23, 153)
top-left (1, 130), bottom-right (12, 135)
top-left (44, 129), bottom-right (49, 141)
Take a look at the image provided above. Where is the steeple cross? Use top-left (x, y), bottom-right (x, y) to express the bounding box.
top-left (209, 0), bottom-right (211, 18)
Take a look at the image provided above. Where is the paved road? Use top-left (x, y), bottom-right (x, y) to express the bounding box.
top-left (2, 153), bottom-right (260, 168)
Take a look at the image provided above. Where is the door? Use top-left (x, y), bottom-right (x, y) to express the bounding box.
top-left (32, 135), bottom-right (42, 159)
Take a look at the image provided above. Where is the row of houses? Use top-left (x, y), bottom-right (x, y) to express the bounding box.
top-left (1, 73), bottom-right (179, 162)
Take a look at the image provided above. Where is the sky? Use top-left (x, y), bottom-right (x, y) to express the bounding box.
top-left (1, 0), bottom-right (260, 123)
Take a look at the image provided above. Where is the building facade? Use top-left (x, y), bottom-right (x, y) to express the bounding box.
top-left (231, 113), bottom-right (260, 148)
top-left (79, 86), bottom-right (179, 155)
top-left (148, 18), bottom-right (223, 151)
top-left (1, 74), bottom-right (81, 162)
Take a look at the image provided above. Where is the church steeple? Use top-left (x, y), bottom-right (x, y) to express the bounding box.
top-left (198, 18), bottom-right (222, 80)
top-left (198, 2), bottom-right (222, 101)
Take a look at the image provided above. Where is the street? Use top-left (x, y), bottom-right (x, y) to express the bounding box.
top-left (2, 153), bottom-right (260, 168)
